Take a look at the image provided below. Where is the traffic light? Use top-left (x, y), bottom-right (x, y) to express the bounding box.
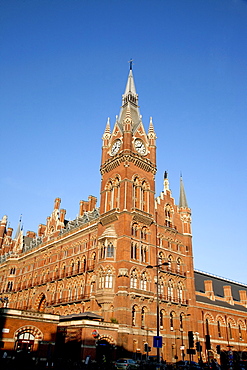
top-left (216, 345), bottom-right (221, 354)
top-left (196, 341), bottom-right (201, 352)
top-left (144, 343), bottom-right (149, 352)
top-left (188, 331), bottom-right (194, 348)
top-left (205, 334), bottom-right (211, 350)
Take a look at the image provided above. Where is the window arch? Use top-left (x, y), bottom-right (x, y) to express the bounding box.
top-left (131, 223), bottom-right (138, 237)
top-left (141, 227), bottom-right (147, 240)
top-left (158, 251), bottom-right (165, 265)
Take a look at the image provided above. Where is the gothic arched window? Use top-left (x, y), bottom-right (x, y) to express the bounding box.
top-left (168, 279), bottom-right (174, 301)
top-left (177, 282), bottom-right (183, 303)
top-left (105, 269), bottom-right (113, 288)
top-left (132, 305), bottom-right (137, 326)
top-left (140, 272), bottom-right (147, 290)
top-left (130, 269), bottom-right (138, 289)
top-left (141, 245), bottom-right (147, 263)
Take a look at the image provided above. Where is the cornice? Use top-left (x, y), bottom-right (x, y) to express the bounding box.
top-left (100, 152), bottom-right (156, 175)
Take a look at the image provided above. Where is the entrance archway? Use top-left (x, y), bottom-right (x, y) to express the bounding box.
top-left (96, 338), bottom-right (115, 364)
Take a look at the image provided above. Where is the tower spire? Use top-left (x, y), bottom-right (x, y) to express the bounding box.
top-left (179, 175), bottom-right (188, 208)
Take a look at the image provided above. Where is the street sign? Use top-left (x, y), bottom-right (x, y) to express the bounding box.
top-left (153, 336), bottom-right (162, 348)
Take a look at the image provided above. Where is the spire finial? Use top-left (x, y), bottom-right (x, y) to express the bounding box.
top-left (179, 175), bottom-right (189, 208)
top-left (128, 58), bottom-right (134, 70)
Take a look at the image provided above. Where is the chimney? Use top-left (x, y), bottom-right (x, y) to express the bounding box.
top-left (88, 196), bottom-right (97, 211)
top-left (60, 209), bottom-right (66, 223)
top-left (54, 198), bottom-right (61, 210)
top-left (223, 285), bottom-right (233, 304)
top-left (239, 290), bottom-right (247, 306)
top-left (204, 280), bottom-right (215, 300)
top-left (26, 231), bottom-right (36, 238)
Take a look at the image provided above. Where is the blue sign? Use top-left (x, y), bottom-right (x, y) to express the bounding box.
top-left (153, 336), bottom-right (162, 348)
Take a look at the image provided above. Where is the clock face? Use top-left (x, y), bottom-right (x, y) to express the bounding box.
top-left (134, 139), bottom-right (146, 155)
top-left (111, 139), bottom-right (121, 155)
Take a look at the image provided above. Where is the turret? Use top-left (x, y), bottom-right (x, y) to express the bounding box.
top-left (0, 215), bottom-right (7, 248)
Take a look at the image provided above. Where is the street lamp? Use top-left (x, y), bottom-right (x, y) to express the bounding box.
top-left (180, 314), bottom-right (191, 361)
top-left (146, 261), bottom-right (169, 369)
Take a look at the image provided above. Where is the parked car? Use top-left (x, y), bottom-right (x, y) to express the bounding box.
top-left (176, 361), bottom-right (202, 370)
top-left (114, 358), bottom-right (140, 369)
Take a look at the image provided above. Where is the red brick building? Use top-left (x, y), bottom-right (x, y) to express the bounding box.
top-left (0, 67), bottom-right (247, 365)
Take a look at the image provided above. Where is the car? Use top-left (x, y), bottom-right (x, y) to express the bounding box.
top-left (114, 358), bottom-right (140, 369)
top-left (176, 361), bottom-right (202, 370)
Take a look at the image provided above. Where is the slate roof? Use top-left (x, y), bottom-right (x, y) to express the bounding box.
top-left (195, 270), bottom-right (247, 311)
top-left (60, 311), bottom-right (103, 322)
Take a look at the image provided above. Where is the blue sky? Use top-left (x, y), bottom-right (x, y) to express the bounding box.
top-left (1, 0), bottom-right (247, 284)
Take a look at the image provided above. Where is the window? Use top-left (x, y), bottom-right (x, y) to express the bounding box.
top-left (141, 307), bottom-right (146, 328)
top-left (158, 277), bottom-right (164, 296)
top-left (170, 312), bottom-right (174, 330)
top-left (130, 269), bottom-right (138, 289)
top-left (132, 305), bottom-right (137, 326)
top-left (168, 280), bottom-right (174, 301)
top-left (141, 227), bottom-right (147, 240)
top-left (165, 204), bottom-right (173, 227)
top-left (177, 283), bottom-right (183, 303)
top-left (140, 272), bottom-right (147, 290)
top-left (160, 310), bottom-right (165, 328)
top-left (177, 258), bottom-right (181, 273)
top-left (180, 314), bottom-right (183, 330)
top-left (131, 223), bottom-right (138, 237)
top-left (100, 243), bottom-right (106, 259)
top-left (206, 318), bottom-right (210, 335)
top-left (105, 269), bottom-right (113, 288)
top-left (239, 325), bottom-right (242, 340)
top-left (141, 245), bottom-right (147, 263)
top-left (228, 323), bottom-right (233, 339)
top-left (131, 243), bottom-right (137, 259)
top-left (168, 255), bottom-right (172, 271)
top-left (107, 242), bottom-right (114, 257)
top-left (217, 321), bottom-right (221, 337)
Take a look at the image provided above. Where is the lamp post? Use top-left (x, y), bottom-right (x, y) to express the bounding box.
top-left (146, 261), bottom-right (169, 370)
top-left (180, 313), bottom-right (191, 361)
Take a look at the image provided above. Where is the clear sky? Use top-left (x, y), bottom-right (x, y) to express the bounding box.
top-left (1, 0), bottom-right (247, 284)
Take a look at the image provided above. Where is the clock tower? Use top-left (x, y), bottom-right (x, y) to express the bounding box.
top-left (97, 66), bottom-right (159, 323)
